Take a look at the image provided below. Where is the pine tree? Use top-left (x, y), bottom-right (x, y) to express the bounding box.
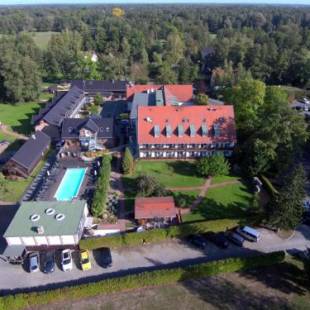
top-left (269, 165), bottom-right (306, 230)
top-left (122, 148), bottom-right (134, 175)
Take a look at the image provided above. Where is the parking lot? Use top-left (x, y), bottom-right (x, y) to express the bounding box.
top-left (1, 225), bottom-right (310, 295)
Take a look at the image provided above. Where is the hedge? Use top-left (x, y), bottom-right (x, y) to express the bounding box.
top-left (80, 219), bottom-right (240, 250)
top-left (91, 155), bottom-right (111, 217)
top-left (0, 251), bottom-right (285, 310)
top-left (260, 175), bottom-right (279, 197)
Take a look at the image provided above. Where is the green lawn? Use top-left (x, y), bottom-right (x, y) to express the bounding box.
top-left (26, 31), bottom-right (58, 49)
top-left (0, 131), bottom-right (16, 143)
top-left (182, 183), bottom-right (254, 223)
top-left (211, 175), bottom-right (241, 185)
top-left (172, 190), bottom-right (200, 208)
top-left (0, 152), bottom-right (49, 202)
top-left (134, 160), bottom-right (205, 188)
top-left (0, 102), bottom-right (40, 134)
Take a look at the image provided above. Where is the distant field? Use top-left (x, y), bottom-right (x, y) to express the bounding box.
top-left (26, 31), bottom-right (58, 49)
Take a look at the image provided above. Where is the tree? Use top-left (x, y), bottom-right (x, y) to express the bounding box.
top-left (268, 165), bottom-right (306, 230)
top-left (196, 154), bottom-right (230, 177)
top-left (136, 175), bottom-right (168, 197)
top-left (122, 147), bottom-right (135, 175)
top-left (195, 93), bottom-right (209, 105)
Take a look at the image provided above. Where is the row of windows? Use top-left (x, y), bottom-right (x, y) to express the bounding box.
top-left (139, 142), bottom-right (234, 150)
top-left (139, 150), bottom-right (233, 158)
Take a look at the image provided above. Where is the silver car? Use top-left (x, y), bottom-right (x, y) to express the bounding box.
top-left (61, 249), bottom-right (73, 271)
top-left (28, 252), bottom-right (40, 273)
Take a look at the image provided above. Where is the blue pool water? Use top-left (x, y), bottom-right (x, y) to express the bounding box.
top-left (54, 168), bottom-right (87, 201)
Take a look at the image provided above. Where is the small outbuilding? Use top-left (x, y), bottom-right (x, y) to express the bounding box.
top-left (134, 196), bottom-right (178, 225)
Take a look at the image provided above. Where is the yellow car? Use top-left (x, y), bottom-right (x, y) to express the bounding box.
top-left (80, 250), bottom-right (91, 271)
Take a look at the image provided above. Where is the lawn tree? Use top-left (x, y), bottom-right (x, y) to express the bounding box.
top-left (196, 154), bottom-right (230, 177)
top-left (136, 175), bottom-right (168, 197)
top-left (122, 147), bottom-right (135, 175)
top-left (195, 93), bottom-right (209, 105)
top-left (268, 165), bottom-right (306, 230)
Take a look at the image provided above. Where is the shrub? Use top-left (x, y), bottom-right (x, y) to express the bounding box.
top-left (196, 154), bottom-right (230, 177)
top-left (80, 219), bottom-right (239, 250)
top-left (122, 147), bottom-right (135, 175)
top-left (0, 251), bottom-right (285, 310)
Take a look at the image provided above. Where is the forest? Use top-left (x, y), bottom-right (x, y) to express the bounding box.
top-left (0, 4), bottom-right (309, 102)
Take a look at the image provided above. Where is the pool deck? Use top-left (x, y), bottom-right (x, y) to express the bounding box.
top-left (36, 158), bottom-right (97, 202)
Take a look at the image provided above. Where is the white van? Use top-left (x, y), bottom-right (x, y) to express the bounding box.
top-left (236, 226), bottom-right (261, 242)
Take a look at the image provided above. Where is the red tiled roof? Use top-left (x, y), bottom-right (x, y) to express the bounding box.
top-left (135, 196), bottom-right (177, 219)
top-left (126, 84), bottom-right (193, 103)
top-left (137, 105), bottom-right (237, 145)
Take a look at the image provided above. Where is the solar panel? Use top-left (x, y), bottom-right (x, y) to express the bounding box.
top-left (190, 124), bottom-right (196, 137)
top-left (201, 123), bottom-right (208, 136)
top-left (178, 124), bottom-right (184, 137)
top-left (154, 125), bottom-right (160, 138)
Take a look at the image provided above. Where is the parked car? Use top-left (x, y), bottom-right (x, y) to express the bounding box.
top-left (61, 249), bottom-right (73, 272)
top-left (28, 252), bottom-right (40, 273)
top-left (186, 234), bottom-right (207, 249)
top-left (236, 226), bottom-right (261, 242)
top-left (80, 250), bottom-right (91, 271)
top-left (42, 251), bottom-right (55, 274)
top-left (101, 247), bottom-right (112, 268)
top-left (227, 232), bottom-right (245, 247)
top-left (204, 232), bottom-right (229, 249)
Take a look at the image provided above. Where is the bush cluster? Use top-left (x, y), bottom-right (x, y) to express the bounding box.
top-left (0, 251), bottom-right (285, 310)
top-left (91, 155), bottom-right (111, 217)
top-left (80, 219), bottom-right (239, 250)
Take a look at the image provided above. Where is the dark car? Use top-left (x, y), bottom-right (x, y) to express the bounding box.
top-left (227, 232), bottom-right (245, 247)
top-left (101, 247), bottom-right (112, 268)
top-left (186, 234), bottom-right (207, 249)
top-left (204, 232), bottom-right (229, 249)
top-left (42, 251), bottom-right (55, 274)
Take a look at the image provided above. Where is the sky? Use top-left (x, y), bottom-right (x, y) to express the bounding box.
top-left (0, 0), bottom-right (309, 6)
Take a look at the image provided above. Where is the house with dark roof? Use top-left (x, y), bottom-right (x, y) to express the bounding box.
top-left (61, 117), bottom-right (115, 151)
top-left (4, 200), bottom-right (89, 248)
top-left (3, 131), bottom-right (51, 178)
top-left (34, 87), bottom-right (86, 140)
top-left (134, 196), bottom-right (178, 225)
top-left (70, 80), bottom-right (128, 98)
top-left (137, 105), bottom-right (236, 159)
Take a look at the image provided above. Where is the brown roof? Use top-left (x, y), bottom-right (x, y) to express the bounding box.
top-left (135, 196), bottom-right (177, 219)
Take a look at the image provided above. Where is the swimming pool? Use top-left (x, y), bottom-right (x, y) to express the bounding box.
top-left (54, 168), bottom-right (87, 201)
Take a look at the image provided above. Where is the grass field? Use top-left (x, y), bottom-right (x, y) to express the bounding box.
top-left (0, 91), bottom-right (52, 135)
top-left (0, 131), bottom-right (16, 143)
top-left (39, 255), bottom-right (310, 310)
top-left (0, 155), bottom-right (47, 202)
top-left (26, 31), bottom-right (58, 49)
top-left (211, 175), bottom-right (241, 185)
top-left (182, 183), bottom-right (253, 223)
top-left (134, 160), bottom-right (205, 188)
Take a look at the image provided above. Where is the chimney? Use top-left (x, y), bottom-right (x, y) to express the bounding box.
top-left (37, 226), bottom-right (44, 234)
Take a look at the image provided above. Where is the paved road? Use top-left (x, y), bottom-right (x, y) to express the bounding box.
top-left (0, 225), bottom-right (310, 295)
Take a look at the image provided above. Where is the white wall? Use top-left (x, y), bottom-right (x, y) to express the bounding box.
top-left (61, 235), bottom-right (75, 245)
top-left (21, 237), bottom-right (36, 246)
top-left (6, 237), bottom-right (22, 246)
top-left (47, 236), bottom-right (61, 245)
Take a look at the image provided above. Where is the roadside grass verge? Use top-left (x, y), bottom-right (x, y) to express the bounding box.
top-left (0, 251), bottom-right (285, 310)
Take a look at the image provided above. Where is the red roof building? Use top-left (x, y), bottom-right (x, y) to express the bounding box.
top-left (137, 105), bottom-right (236, 159)
top-left (135, 196), bottom-right (178, 223)
top-left (126, 84), bottom-right (193, 103)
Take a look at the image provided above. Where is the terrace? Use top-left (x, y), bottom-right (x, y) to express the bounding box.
top-left (24, 156), bottom-right (100, 204)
